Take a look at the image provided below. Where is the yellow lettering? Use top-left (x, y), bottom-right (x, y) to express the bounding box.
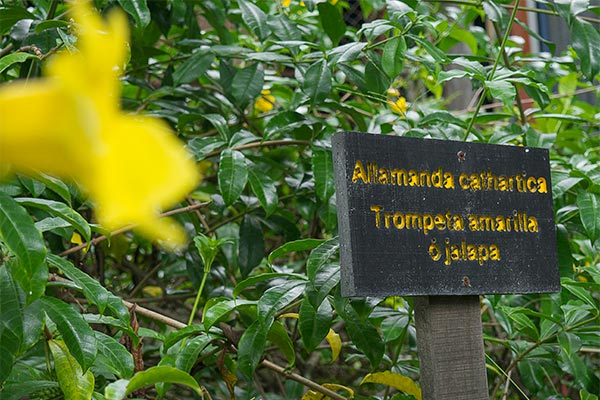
top-left (490, 245), bottom-right (501, 261)
top-left (527, 176), bottom-right (537, 192)
top-left (370, 205), bottom-right (382, 228)
top-left (537, 177), bottom-right (548, 193)
top-left (393, 212), bottom-right (405, 229)
top-left (352, 160), bottom-right (367, 183)
top-left (527, 216), bottom-right (539, 232)
top-left (459, 174), bottom-right (469, 190)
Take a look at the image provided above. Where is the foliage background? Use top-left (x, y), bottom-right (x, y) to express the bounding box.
top-left (0, 0), bottom-right (599, 399)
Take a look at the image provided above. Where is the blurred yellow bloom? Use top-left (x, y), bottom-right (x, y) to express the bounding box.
top-left (387, 97), bottom-right (408, 116)
top-left (281, 0), bottom-right (291, 7)
top-left (0, 1), bottom-right (199, 249)
top-left (254, 89), bottom-right (275, 113)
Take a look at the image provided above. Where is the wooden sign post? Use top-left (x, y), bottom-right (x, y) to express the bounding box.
top-left (332, 132), bottom-right (560, 399)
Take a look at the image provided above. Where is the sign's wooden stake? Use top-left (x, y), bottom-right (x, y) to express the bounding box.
top-left (414, 296), bottom-right (488, 400)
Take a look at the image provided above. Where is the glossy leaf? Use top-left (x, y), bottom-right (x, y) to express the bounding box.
top-left (48, 339), bottom-right (95, 400)
top-left (486, 79), bottom-right (516, 109)
top-left (15, 197), bottom-right (91, 242)
top-left (306, 237), bottom-right (339, 282)
top-left (94, 331), bottom-right (134, 379)
top-left (238, 319), bottom-right (269, 377)
top-left (302, 59), bottom-right (332, 107)
top-left (37, 296), bottom-right (97, 371)
top-left (258, 280), bottom-right (306, 322)
top-left (117, 0), bottom-right (150, 28)
top-left (233, 272), bottom-right (306, 297)
top-left (47, 254), bottom-right (129, 321)
top-left (0, 266), bottom-right (23, 385)
top-left (239, 0), bottom-right (270, 40)
top-left (268, 238), bottom-right (326, 264)
top-left (577, 191), bottom-right (600, 242)
top-left (571, 18), bottom-right (600, 82)
top-left (299, 299), bottom-right (332, 352)
top-left (312, 146), bottom-right (335, 202)
top-left (105, 366), bottom-right (202, 399)
top-left (382, 36), bottom-right (406, 79)
top-left (318, 2), bottom-right (345, 45)
top-left (0, 52), bottom-right (38, 74)
top-left (231, 63), bottom-right (264, 108)
top-left (248, 166), bottom-right (278, 216)
top-left (218, 149), bottom-right (248, 205)
top-left (239, 215), bottom-right (265, 277)
top-left (268, 320), bottom-right (295, 366)
top-left (173, 51), bottom-right (213, 85)
top-left (0, 192), bottom-right (47, 301)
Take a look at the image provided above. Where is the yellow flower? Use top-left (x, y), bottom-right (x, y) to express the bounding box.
top-left (254, 89), bottom-right (275, 113)
top-left (281, 0), bottom-right (291, 7)
top-left (0, 1), bottom-right (199, 249)
top-left (387, 96), bottom-right (408, 115)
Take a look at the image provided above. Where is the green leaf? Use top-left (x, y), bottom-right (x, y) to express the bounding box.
top-left (302, 59), bottom-right (332, 107)
top-left (268, 238), bottom-right (326, 264)
top-left (267, 14), bottom-right (302, 42)
top-left (310, 263), bottom-right (340, 307)
top-left (173, 51), bottom-right (213, 85)
top-left (299, 299), bottom-right (332, 351)
top-left (34, 19), bottom-right (70, 34)
top-left (117, 0), bottom-right (151, 28)
top-left (239, 215), bottom-right (265, 278)
top-left (239, 0), bottom-right (271, 40)
top-left (268, 320), bottom-right (295, 366)
top-left (306, 237), bottom-right (339, 282)
top-left (238, 319), bottom-right (269, 377)
top-left (105, 366), bottom-right (202, 399)
top-left (364, 60), bottom-right (390, 94)
top-left (174, 335), bottom-right (213, 372)
top-left (258, 280), bottom-right (306, 322)
top-left (382, 36), bottom-right (406, 79)
top-left (94, 331), bottom-right (134, 379)
top-left (202, 297), bottom-right (253, 329)
top-left (334, 296), bottom-right (384, 368)
top-left (162, 324), bottom-right (205, 350)
top-left (35, 173), bottom-right (72, 205)
top-left (0, 192), bottom-right (47, 301)
top-left (312, 146), bottom-right (335, 202)
top-left (571, 18), bottom-right (600, 82)
top-left (0, 6), bottom-right (35, 36)
top-left (561, 278), bottom-right (599, 311)
top-left (47, 254), bottom-right (129, 322)
top-left (0, 266), bottom-right (23, 385)
top-left (485, 79), bottom-right (516, 109)
top-left (381, 314), bottom-right (409, 342)
top-left (37, 296), bottom-right (97, 371)
top-left (318, 2), bottom-right (346, 45)
top-left (233, 272), bottom-right (306, 297)
top-left (248, 166), bottom-right (278, 216)
top-left (231, 63), bottom-right (264, 109)
top-left (420, 111), bottom-right (467, 128)
top-left (15, 197), bottom-right (91, 243)
top-left (218, 149), bottom-right (248, 205)
top-left (48, 339), bottom-right (95, 400)
top-left (581, 389), bottom-right (600, 400)
top-left (0, 52), bottom-right (38, 74)
top-left (328, 42), bottom-right (366, 64)
top-left (577, 192), bottom-right (600, 242)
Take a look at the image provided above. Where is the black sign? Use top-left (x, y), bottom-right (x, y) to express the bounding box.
top-left (333, 132), bottom-right (560, 296)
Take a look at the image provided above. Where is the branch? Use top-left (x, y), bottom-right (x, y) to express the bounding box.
top-left (52, 273), bottom-right (350, 400)
top-left (204, 140), bottom-right (310, 159)
top-left (59, 201), bottom-right (211, 256)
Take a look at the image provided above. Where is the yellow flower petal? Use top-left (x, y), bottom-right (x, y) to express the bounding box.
top-left (282, 0), bottom-right (291, 6)
top-left (0, 0), bottom-right (199, 249)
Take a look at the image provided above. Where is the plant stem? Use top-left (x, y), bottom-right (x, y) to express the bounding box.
top-left (463, 0), bottom-right (521, 140)
top-left (188, 270), bottom-right (209, 325)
